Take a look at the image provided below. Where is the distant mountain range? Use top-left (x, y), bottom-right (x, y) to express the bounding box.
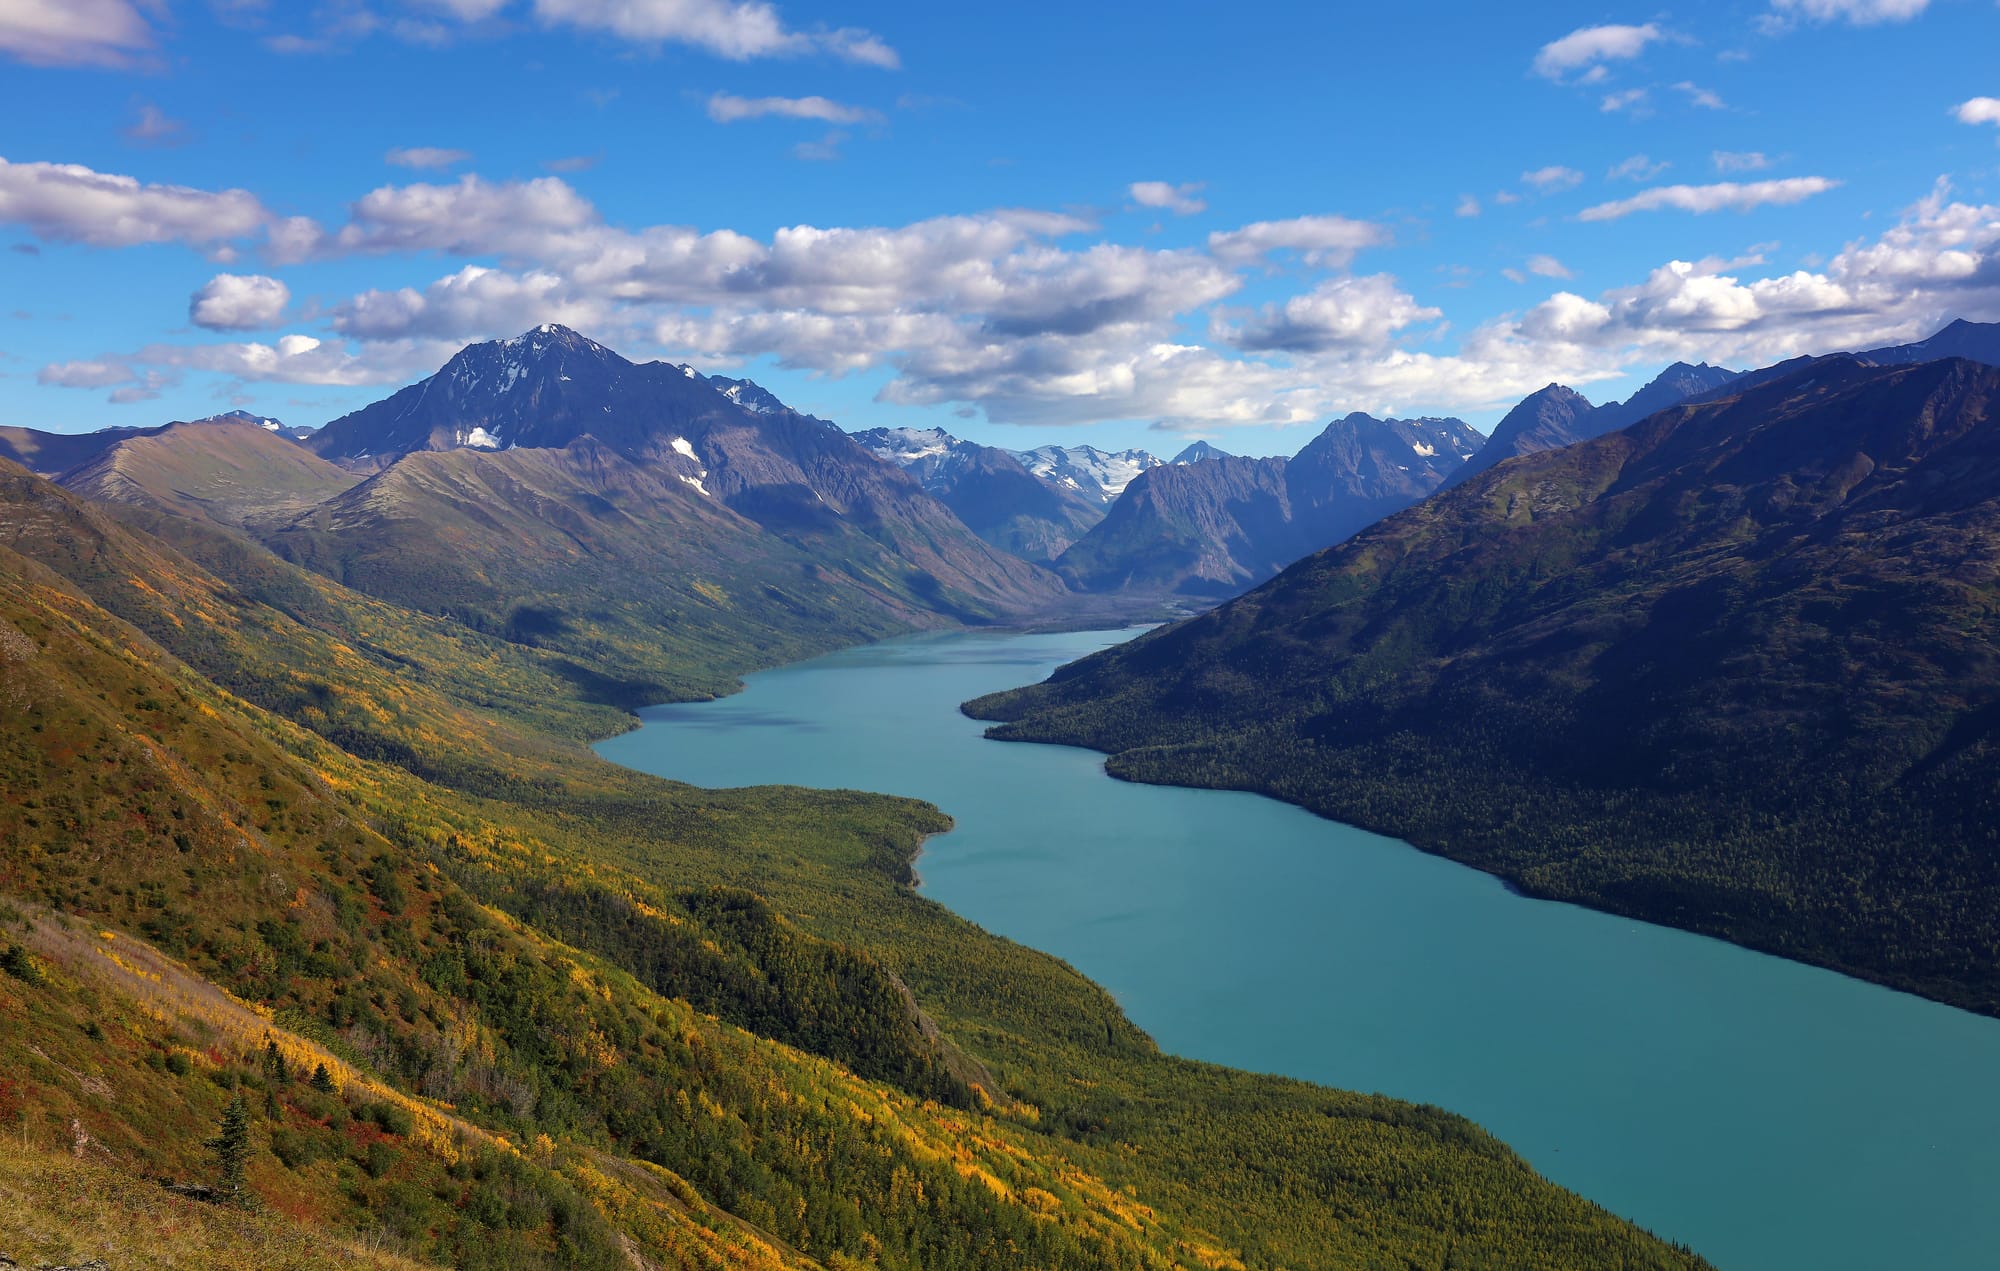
top-left (1010, 443), bottom-right (1163, 504)
top-left (1052, 413), bottom-right (1483, 597)
top-left (970, 351), bottom-right (2000, 1018)
top-left (852, 426), bottom-right (1104, 562)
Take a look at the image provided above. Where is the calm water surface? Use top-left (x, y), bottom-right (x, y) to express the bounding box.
top-left (597, 627), bottom-right (2000, 1271)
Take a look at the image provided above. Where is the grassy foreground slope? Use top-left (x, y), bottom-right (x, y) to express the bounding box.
top-left (0, 457), bottom-right (1706, 1269)
top-left (970, 358), bottom-right (2000, 1017)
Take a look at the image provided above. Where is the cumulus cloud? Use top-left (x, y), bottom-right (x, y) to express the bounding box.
top-left (1129, 181), bottom-right (1207, 216)
top-left (0, 0), bottom-right (155, 67)
top-left (1523, 165), bottom-right (1585, 192)
top-left (1578, 176), bottom-right (1839, 221)
top-left (326, 173), bottom-right (602, 258)
top-left (0, 156), bottom-right (270, 249)
top-left (37, 358), bottom-right (137, 388)
top-left (1212, 274), bottom-right (1439, 353)
top-left (387, 146), bottom-right (473, 169)
top-left (706, 92), bottom-right (882, 124)
top-left (1206, 215), bottom-right (1389, 267)
top-left (530, 0), bottom-right (899, 66)
top-left (1955, 97), bottom-right (2000, 131)
top-left (1533, 23), bottom-right (1662, 81)
top-left (138, 333), bottom-right (466, 386)
top-left (190, 273), bottom-right (291, 330)
top-left (1526, 254), bottom-right (1573, 279)
top-left (332, 265), bottom-right (608, 340)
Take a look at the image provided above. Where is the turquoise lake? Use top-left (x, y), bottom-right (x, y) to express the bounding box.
top-left (596, 626), bottom-right (2000, 1270)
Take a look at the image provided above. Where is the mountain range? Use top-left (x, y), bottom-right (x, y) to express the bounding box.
top-left (1450, 361), bottom-right (1743, 487)
top-left (1053, 412), bottom-right (1483, 596)
top-left (852, 426), bottom-right (1105, 562)
top-left (969, 353), bottom-right (2000, 1017)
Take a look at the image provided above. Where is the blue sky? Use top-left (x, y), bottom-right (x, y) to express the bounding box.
top-left (3, 0), bottom-right (1999, 456)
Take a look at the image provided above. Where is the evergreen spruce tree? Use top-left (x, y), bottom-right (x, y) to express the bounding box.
top-left (310, 1062), bottom-right (335, 1093)
top-left (263, 1038), bottom-right (290, 1085)
top-left (208, 1094), bottom-right (251, 1202)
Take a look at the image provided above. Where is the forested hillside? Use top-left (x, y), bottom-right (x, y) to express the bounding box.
top-left (971, 357), bottom-right (2000, 1017)
top-left (0, 454), bottom-right (1707, 1267)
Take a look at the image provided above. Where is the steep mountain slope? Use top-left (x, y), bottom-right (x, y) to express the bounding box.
top-left (1057, 413), bottom-right (1481, 597)
top-left (853, 426), bottom-right (1104, 561)
top-left (301, 326), bottom-right (1066, 627)
top-left (0, 456), bottom-right (1709, 1270)
top-left (266, 436), bottom-right (940, 704)
top-left (1453, 362), bottom-right (1740, 486)
top-left (971, 357), bottom-right (2000, 1016)
top-left (1010, 443), bottom-right (1163, 503)
top-left (58, 418), bottom-right (362, 530)
top-left (1055, 454), bottom-right (1295, 595)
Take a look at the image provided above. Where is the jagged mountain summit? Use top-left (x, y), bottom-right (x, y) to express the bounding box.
top-left (1453, 361), bottom-right (1741, 486)
top-left (1009, 443), bottom-right (1163, 504)
top-left (1171, 440), bottom-right (1234, 464)
top-left (1056, 412), bottom-right (1482, 597)
top-left (851, 425), bottom-right (1104, 562)
top-left (973, 354), bottom-right (2000, 1016)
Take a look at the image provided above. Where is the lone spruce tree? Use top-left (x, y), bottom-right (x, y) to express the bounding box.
top-left (208, 1093), bottom-right (251, 1202)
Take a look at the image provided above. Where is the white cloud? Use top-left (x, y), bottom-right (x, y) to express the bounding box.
top-left (410, 0), bottom-right (511, 18)
top-left (1955, 97), bottom-right (2000, 131)
top-left (792, 132), bottom-right (846, 162)
top-left (124, 104), bottom-right (188, 147)
top-left (530, 0), bottom-right (899, 66)
top-left (0, 0), bottom-right (155, 67)
top-left (1674, 81), bottom-right (1727, 110)
top-left (706, 92), bottom-right (882, 124)
top-left (1527, 254), bottom-right (1573, 279)
top-left (0, 156), bottom-right (270, 249)
top-left (386, 146), bottom-right (474, 169)
top-left (36, 358), bottom-right (137, 388)
top-left (1533, 23), bottom-right (1662, 81)
top-left (1767, 0), bottom-right (1928, 24)
top-left (1212, 274), bottom-right (1439, 353)
top-left (190, 273), bottom-right (291, 330)
top-left (1600, 88), bottom-right (1649, 113)
top-left (1713, 150), bottom-right (1772, 173)
top-left (1578, 176), bottom-right (1839, 221)
top-left (331, 265), bottom-right (608, 340)
top-left (139, 333), bottom-right (466, 386)
top-left (1206, 215), bottom-right (1390, 267)
top-left (1455, 194), bottom-right (1481, 218)
top-left (1609, 154), bottom-right (1669, 181)
top-left (1130, 181), bottom-right (1207, 216)
top-left (1522, 165), bottom-right (1585, 192)
top-left (328, 173), bottom-right (602, 258)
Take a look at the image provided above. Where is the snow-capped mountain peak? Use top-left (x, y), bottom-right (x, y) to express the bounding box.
top-left (1009, 444), bottom-right (1162, 503)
